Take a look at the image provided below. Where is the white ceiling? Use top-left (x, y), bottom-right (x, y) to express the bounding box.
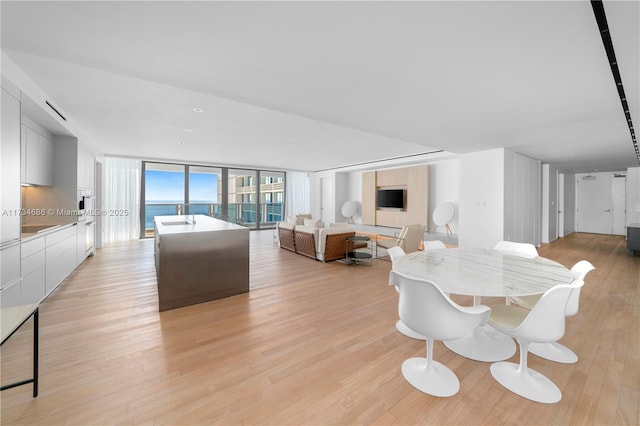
top-left (1, 1), bottom-right (638, 173)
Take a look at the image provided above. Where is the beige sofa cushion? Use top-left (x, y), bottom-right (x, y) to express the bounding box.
top-left (278, 221), bottom-right (296, 230)
top-left (304, 218), bottom-right (323, 228)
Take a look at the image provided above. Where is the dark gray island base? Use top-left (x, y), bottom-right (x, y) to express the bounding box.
top-left (154, 215), bottom-right (249, 312)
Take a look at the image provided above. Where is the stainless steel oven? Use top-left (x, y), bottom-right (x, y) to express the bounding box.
top-left (78, 189), bottom-right (94, 222)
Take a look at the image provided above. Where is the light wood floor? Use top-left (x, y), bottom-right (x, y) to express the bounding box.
top-left (1, 232), bottom-right (638, 425)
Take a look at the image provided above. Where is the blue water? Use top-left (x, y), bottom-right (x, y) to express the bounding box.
top-left (145, 204), bottom-right (180, 229)
top-left (144, 202), bottom-right (283, 229)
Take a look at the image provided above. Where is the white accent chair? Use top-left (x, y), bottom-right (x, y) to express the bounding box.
top-left (494, 241), bottom-right (539, 306)
top-left (512, 260), bottom-right (595, 363)
top-left (395, 271), bottom-right (491, 397)
top-left (387, 246), bottom-right (425, 340)
top-left (494, 240), bottom-right (539, 258)
top-left (487, 279), bottom-right (585, 403)
top-left (423, 239), bottom-right (446, 250)
top-left (431, 202), bottom-right (455, 236)
top-left (376, 224), bottom-right (426, 260)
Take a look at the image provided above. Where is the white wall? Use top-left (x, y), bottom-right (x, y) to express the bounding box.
top-left (310, 157), bottom-right (460, 229)
top-left (458, 149), bottom-right (505, 248)
top-left (627, 167), bottom-right (640, 225)
top-left (541, 164), bottom-right (550, 243)
top-left (563, 172), bottom-right (576, 235)
top-left (427, 159), bottom-right (460, 233)
top-left (547, 164), bottom-right (559, 243)
top-left (503, 150), bottom-right (541, 246)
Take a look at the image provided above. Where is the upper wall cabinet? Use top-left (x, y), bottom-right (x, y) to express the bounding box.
top-left (22, 124), bottom-right (54, 186)
top-left (1, 86), bottom-right (22, 243)
top-left (77, 142), bottom-right (94, 190)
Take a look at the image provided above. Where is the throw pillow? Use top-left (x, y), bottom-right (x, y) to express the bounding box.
top-left (304, 218), bottom-right (322, 228)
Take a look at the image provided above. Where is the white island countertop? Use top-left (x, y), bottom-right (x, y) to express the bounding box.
top-left (154, 214), bottom-right (246, 235)
top-left (153, 214), bottom-right (250, 312)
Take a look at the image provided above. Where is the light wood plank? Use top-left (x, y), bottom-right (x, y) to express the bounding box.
top-left (1, 231), bottom-right (638, 424)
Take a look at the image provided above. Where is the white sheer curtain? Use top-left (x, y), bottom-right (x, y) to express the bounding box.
top-left (285, 171), bottom-right (310, 217)
top-left (104, 157), bottom-right (141, 242)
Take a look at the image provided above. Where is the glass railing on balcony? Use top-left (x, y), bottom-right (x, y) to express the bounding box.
top-left (144, 202), bottom-right (284, 234)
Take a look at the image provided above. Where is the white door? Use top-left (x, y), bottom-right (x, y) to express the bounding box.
top-left (612, 175), bottom-right (626, 236)
top-left (557, 173), bottom-right (565, 238)
top-left (577, 174), bottom-right (613, 234)
top-left (320, 177), bottom-right (333, 227)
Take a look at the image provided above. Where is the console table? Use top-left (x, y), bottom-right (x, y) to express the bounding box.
top-left (1, 304), bottom-right (39, 397)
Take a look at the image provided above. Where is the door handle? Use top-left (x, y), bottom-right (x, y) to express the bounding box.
top-left (604, 209), bottom-right (611, 212)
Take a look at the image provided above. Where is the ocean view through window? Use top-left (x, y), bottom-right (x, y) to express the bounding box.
top-left (142, 162), bottom-right (285, 236)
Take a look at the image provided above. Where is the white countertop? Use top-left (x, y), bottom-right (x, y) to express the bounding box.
top-left (154, 215), bottom-right (247, 235)
top-left (21, 222), bottom-right (76, 241)
top-left (1, 304), bottom-right (38, 344)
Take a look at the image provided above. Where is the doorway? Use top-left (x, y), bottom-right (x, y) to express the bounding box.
top-left (576, 173), bottom-right (626, 235)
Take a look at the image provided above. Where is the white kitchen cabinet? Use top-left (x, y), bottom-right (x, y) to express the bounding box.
top-left (1, 241), bottom-right (22, 308)
top-left (1, 242), bottom-right (21, 290)
top-left (1, 86), bottom-right (21, 243)
top-left (77, 142), bottom-right (95, 190)
top-left (45, 225), bottom-right (77, 295)
top-left (0, 280), bottom-right (22, 308)
top-left (21, 236), bottom-right (46, 304)
top-left (24, 125), bottom-right (54, 186)
top-left (21, 124), bottom-right (27, 182)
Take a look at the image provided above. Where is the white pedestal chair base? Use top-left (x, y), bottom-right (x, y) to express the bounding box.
top-left (402, 357), bottom-right (460, 397)
top-left (396, 320), bottom-right (425, 340)
top-left (444, 324), bottom-right (516, 362)
top-left (529, 341), bottom-right (578, 364)
top-left (490, 361), bottom-right (562, 404)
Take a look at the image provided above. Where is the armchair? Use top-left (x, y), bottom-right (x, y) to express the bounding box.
top-left (376, 224), bottom-right (426, 260)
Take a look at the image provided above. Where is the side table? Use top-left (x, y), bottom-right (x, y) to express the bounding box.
top-left (346, 235), bottom-right (373, 265)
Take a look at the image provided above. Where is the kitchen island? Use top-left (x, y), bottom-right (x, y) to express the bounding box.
top-left (154, 215), bottom-right (249, 312)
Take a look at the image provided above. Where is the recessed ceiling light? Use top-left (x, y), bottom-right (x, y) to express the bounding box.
top-left (193, 108), bottom-right (204, 113)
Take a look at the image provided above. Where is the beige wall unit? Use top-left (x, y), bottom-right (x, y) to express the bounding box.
top-left (361, 171), bottom-right (376, 225)
top-left (362, 165), bottom-right (429, 228)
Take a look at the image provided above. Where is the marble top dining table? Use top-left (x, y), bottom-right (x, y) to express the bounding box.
top-left (390, 248), bottom-right (573, 298)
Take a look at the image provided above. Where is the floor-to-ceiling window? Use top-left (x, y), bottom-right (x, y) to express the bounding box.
top-left (143, 163), bottom-right (185, 235)
top-left (188, 166), bottom-right (222, 218)
top-left (259, 171), bottom-right (285, 227)
top-left (228, 169), bottom-right (257, 227)
top-left (141, 161), bottom-right (284, 236)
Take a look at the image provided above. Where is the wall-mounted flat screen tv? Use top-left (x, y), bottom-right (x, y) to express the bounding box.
top-left (376, 189), bottom-right (406, 210)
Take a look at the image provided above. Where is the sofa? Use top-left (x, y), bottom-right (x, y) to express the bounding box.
top-left (277, 218), bottom-right (364, 262)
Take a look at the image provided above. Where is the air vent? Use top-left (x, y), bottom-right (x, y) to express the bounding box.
top-left (45, 100), bottom-right (67, 122)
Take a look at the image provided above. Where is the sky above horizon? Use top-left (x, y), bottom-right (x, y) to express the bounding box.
top-left (145, 170), bottom-right (218, 202)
